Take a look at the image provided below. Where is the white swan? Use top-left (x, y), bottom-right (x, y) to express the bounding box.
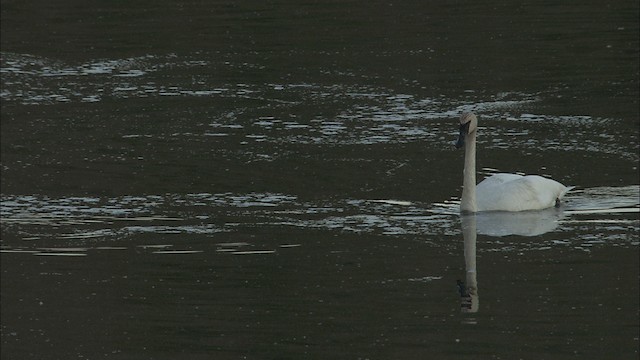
top-left (455, 112), bottom-right (572, 213)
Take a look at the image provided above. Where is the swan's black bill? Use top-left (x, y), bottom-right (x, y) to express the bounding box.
top-left (455, 121), bottom-right (470, 149)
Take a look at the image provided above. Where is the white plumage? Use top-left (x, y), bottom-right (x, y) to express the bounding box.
top-left (455, 112), bottom-right (572, 213)
top-left (476, 173), bottom-right (571, 212)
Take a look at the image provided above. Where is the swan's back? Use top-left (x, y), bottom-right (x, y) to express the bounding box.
top-left (476, 173), bottom-right (571, 212)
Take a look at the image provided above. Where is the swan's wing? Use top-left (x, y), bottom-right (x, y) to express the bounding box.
top-left (477, 175), bottom-right (569, 211)
top-left (478, 173), bottom-right (523, 186)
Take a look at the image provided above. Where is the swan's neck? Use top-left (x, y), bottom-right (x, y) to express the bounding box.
top-left (461, 132), bottom-right (477, 213)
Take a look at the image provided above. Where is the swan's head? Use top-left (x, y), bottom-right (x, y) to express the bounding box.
top-left (455, 112), bottom-right (478, 149)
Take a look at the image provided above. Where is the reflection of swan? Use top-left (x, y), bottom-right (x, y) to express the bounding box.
top-left (475, 208), bottom-right (564, 236)
top-left (455, 112), bottom-right (572, 213)
top-left (459, 214), bottom-right (479, 313)
top-left (456, 208), bottom-right (567, 315)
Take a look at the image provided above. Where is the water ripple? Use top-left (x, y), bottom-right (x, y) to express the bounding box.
top-left (2, 186), bottom-right (637, 255)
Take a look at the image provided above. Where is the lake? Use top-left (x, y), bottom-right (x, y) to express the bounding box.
top-left (1, 1), bottom-right (639, 359)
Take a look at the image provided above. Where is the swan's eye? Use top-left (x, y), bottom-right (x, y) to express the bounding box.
top-left (459, 121), bottom-right (471, 134)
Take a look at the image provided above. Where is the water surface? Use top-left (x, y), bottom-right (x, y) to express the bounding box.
top-left (1, 1), bottom-right (639, 359)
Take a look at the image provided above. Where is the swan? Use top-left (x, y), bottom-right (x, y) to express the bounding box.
top-left (455, 112), bottom-right (572, 213)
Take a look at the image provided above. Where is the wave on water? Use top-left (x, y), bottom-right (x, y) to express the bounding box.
top-left (1, 186), bottom-right (637, 255)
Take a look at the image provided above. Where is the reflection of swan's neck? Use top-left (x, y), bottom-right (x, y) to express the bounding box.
top-left (461, 132), bottom-right (477, 213)
top-left (462, 215), bottom-right (477, 291)
top-left (461, 215), bottom-right (479, 313)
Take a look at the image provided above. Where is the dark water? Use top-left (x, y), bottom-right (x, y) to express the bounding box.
top-left (1, 1), bottom-right (639, 359)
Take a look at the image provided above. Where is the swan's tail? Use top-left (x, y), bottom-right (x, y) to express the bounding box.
top-left (555, 186), bottom-right (575, 207)
top-left (560, 186), bottom-right (576, 199)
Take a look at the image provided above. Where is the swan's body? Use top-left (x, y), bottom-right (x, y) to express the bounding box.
top-left (476, 173), bottom-right (570, 211)
top-left (456, 112), bottom-right (572, 213)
